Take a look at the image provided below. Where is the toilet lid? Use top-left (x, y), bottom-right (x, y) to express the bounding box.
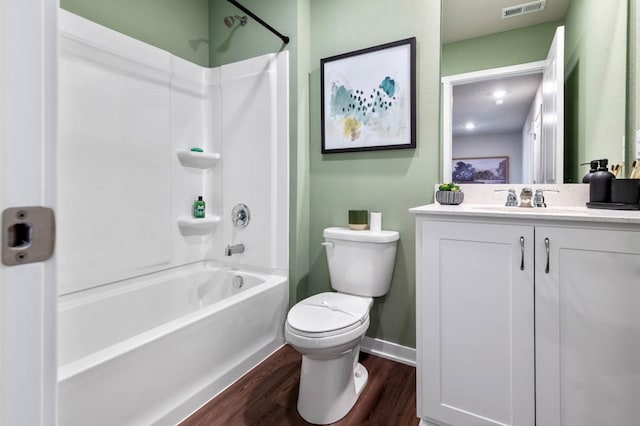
top-left (287, 292), bottom-right (371, 335)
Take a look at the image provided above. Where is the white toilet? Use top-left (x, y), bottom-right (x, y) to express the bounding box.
top-left (285, 226), bottom-right (400, 424)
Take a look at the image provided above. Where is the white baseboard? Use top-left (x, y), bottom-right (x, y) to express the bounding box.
top-left (360, 336), bottom-right (416, 367)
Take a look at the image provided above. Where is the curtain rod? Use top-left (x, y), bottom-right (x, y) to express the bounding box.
top-left (227, 0), bottom-right (290, 45)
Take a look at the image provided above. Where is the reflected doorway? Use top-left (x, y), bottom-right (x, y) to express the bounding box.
top-left (442, 26), bottom-right (565, 185)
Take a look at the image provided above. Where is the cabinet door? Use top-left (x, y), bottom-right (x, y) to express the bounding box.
top-left (536, 226), bottom-right (640, 426)
top-left (417, 220), bottom-right (535, 426)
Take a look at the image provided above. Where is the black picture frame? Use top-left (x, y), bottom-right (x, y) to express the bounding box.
top-left (321, 37), bottom-right (416, 154)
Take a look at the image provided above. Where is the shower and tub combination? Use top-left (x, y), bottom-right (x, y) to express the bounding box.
top-left (56, 10), bottom-right (289, 425)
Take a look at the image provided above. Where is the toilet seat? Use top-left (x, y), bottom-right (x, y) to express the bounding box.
top-left (286, 292), bottom-right (372, 338)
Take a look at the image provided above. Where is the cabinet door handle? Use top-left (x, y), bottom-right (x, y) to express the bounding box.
top-left (520, 236), bottom-right (525, 271)
top-left (545, 237), bottom-right (550, 273)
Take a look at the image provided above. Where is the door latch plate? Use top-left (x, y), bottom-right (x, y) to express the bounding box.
top-left (2, 206), bottom-right (55, 266)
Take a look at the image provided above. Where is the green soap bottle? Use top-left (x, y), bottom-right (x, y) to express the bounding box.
top-left (193, 196), bottom-right (206, 218)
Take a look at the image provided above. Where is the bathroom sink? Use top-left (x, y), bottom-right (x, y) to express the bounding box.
top-left (469, 205), bottom-right (588, 215)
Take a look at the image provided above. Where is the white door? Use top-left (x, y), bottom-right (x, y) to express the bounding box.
top-left (536, 226), bottom-right (640, 426)
top-left (0, 1), bottom-right (58, 425)
top-left (531, 109), bottom-right (542, 183)
top-left (541, 26), bottom-right (565, 183)
top-left (418, 220), bottom-right (535, 426)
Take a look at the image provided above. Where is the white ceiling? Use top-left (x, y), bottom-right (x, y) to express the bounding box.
top-left (452, 73), bottom-right (542, 136)
top-left (444, 0), bottom-right (570, 137)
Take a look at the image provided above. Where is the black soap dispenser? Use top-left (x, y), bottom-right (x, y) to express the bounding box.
top-left (588, 159), bottom-right (615, 204)
top-left (581, 160), bottom-right (599, 183)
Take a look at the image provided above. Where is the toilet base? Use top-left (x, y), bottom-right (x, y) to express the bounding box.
top-left (353, 362), bottom-right (368, 395)
top-left (297, 345), bottom-right (368, 425)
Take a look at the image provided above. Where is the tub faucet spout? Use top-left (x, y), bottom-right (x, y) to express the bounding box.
top-left (225, 243), bottom-right (245, 256)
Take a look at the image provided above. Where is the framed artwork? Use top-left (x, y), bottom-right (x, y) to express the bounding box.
top-left (321, 37), bottom-right (416, 153)
top-left (452, 156), bottom-right (509, 184)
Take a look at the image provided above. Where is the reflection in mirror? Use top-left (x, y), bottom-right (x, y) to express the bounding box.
top-left (450, 71), bottom-right (543, 184)
top-left (441, 0), bottom-right (628, 183)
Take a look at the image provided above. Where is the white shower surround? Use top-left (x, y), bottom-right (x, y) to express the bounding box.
top-left (56, 10), bottom-right (289, 425)
top-left (57, 10), bottom-right (289, 295)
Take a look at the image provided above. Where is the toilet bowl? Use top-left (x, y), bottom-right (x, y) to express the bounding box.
top-left (285, 227), bottom-right (399, 424)
top-left (285, 292), bottom-right (372, 424)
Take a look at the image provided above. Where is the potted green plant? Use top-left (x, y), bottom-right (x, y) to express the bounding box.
top-left (436, 183), bottom-right (464, 205)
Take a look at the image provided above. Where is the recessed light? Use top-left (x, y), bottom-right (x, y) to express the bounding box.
top-left (495, 99), bottom-right (505, 105)
top-left (464, 122), bottom-right (475, 130)
top-left (493, 90), bottom-right (507, 99)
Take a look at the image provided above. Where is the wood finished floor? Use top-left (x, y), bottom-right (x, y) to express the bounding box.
top-left (180, 344), bottom-right (418, 426)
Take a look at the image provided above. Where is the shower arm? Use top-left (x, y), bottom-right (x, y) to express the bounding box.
top-left (226, 0), bottom-right (290, 45)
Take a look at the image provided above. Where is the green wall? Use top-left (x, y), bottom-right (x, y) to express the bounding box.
top-left (208, 0), bottom-right (442, 348)
top-left (630, 0), bottom-right (640, 167)
top-left (564, 0), bottom-right (627, 182)
top-left (56, 0), bottom-right (633, 351)
top-left (60, 0), bottom-right (210, 67)
top-left (308, 0), bottom-right (441, 348)
top-left (60, 0), bottom-right (442, 349)
top-left (57, 0), bottom-right (634, 350)
top-left (442, 21), bottom-right (561, 77)
top-left (209, 0), bottom-right (293, 66)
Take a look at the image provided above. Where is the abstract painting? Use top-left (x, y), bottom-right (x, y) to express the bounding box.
top-left (321, 38), bottom-right (416, 153)
top-left (452, 156), bottom-right (509, 184)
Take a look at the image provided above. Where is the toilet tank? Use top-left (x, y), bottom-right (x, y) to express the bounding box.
top-left (323, 227), bottom-right (400, 297)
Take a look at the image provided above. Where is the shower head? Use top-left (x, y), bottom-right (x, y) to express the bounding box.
top-left (224, 15), bottom-right (247, 28)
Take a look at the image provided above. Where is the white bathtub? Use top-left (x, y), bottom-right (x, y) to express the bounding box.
top-left (57, 262), bottom-right (288, 425)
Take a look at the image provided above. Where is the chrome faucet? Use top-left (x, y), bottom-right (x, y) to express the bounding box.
top-left (533, 188), bottom-right (560, 207)
top-left (225, 243), bottom-right (245, 256)
top-left (519, 187), bottom-right (534, 207)
top-left (495, 188), bottom-right (518, 206)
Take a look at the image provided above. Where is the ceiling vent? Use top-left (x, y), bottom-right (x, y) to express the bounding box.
top-left (502, 0), bottom-right (546, 19)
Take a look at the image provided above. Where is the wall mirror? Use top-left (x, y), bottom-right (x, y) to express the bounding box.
top-left (441, 0), bottom-right (629, 184)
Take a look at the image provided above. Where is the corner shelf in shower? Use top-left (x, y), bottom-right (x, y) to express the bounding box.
top-left (177, 150), bottom-right (221, 169)
top-left (177, 215), bottom-right (221, 233)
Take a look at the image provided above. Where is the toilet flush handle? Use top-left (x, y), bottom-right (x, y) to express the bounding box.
top-left (321, 241), bottom-right (334, 248)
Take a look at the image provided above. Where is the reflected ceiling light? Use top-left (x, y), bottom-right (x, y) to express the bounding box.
top-left (464, 122), bottom-right (476, 130)
top-left (495, 99), bottom-right (505, 105)
top-left (492, 89), bottom-right (507, 99)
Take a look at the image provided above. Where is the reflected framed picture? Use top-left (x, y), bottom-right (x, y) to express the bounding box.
top-left (452, 156), bottom-right (509, 184)
top-left (321, 37), bottom-right (416, 153)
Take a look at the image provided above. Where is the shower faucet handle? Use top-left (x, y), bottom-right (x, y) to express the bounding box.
top-left (231, 203), bottom-right (250, 228)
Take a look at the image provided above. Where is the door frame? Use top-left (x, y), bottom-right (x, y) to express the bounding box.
top-left (1, 1), bottom-right (58, 425)
top-left (441, 60), bottom-right (546, 183)
top-left (540, 25), bottom-right (565, 184)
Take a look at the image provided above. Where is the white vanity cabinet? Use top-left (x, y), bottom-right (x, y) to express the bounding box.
top-left (413, 207), bottom-right (640, 426)
top-left (417, 219), bottom-right (535, 426)
top-left (534, 226), bottom-right (640, 426)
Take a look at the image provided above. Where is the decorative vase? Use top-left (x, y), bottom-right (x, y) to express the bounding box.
top-left (436, 191), bottom-right (464, 205)
top-left (348, 210), bottom-right (369, 230)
